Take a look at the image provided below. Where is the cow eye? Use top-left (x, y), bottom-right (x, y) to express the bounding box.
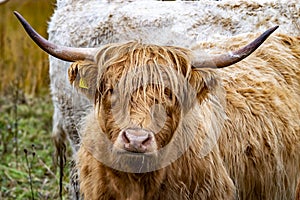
top-left (107, 88), bottom-right (114, 94)
top-left (109, 88), bottom-right (117, 107)
top-left (164, 88), bottom-right (173, 100)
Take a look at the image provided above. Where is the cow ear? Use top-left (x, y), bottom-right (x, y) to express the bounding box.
top-left (68, 60), bottom-right (98, 101)
top-left (190, 68), bottom-right (221, 103)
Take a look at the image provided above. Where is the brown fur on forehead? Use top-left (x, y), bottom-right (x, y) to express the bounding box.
top-left (95, 42), bottom-right (195, 103)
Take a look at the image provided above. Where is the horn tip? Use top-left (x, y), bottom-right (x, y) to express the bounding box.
top-left (262, 25), bottom-right (279, 39)
top-left (13, 11), bottom-right (23, 22)
top-left (13, 10), bottom-right (20, 17)
top-left (270, 25), bottom-right (279, 33)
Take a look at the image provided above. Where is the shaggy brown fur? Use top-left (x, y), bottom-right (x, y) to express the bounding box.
top-left (68, 33), bottom-right (300, 199)
top-left (297, 180), bottom-right (300, 200)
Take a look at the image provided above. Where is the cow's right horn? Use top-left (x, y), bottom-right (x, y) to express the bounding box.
top-left (14, 11), bottom-right (97, 62)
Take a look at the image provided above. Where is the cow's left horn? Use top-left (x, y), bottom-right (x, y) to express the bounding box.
top-left (14, 11), bottom-right (97, 62)
top-left (193, 26), bottom-right (279, 68)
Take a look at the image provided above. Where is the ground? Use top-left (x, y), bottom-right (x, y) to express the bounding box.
top-left (0, 90), bottom-right (69, 199)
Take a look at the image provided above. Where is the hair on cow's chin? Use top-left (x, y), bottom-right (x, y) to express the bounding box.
top-left (109, 149), bottom-right (161, 173)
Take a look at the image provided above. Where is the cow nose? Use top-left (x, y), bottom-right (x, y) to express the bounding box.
top-left (121, 128), bottom-right (154, 153)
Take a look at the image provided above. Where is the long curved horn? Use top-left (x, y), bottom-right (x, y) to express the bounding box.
top-left (14, 11), bottom-right (98, 62)
top-left (193, 26), bottom-right (279, 68)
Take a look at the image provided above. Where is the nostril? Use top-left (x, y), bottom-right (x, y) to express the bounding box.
top-left (142, 135), bottom-right (152, 146)
top-left (122, 131), bottom-right (130, 144)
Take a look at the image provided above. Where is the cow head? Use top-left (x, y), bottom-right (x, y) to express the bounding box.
top-left (67, 42), bottom-right (203, 172)
top-left (15, 11), bottom-right (278, 172)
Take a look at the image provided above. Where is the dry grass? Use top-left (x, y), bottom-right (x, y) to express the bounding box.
top-left (0, 0), bottom-right (55, 96)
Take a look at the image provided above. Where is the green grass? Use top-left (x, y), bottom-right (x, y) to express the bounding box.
top-left (0, 88), bottom-right (69, 199)
top-left (0, 0), bottom-right (70, 199)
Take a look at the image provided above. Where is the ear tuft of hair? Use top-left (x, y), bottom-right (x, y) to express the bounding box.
top-left (68, 61), bottom-right (98, 101)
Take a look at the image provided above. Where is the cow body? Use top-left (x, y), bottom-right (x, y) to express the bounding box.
top-left (69, 33), bottom-right (300, 199)
top-left (46, 0), bottom-right (300, 198)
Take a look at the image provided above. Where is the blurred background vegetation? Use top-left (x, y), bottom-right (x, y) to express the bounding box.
top-left (0, 0), bottom-right (69, 199)
top-left (0, 0), bottom-right (55, 96)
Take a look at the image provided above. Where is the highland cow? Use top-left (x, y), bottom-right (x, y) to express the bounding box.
top-left (45, 1), bottom-right (300, 198)
top-left (15, 10), bottom-right (300, 200)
